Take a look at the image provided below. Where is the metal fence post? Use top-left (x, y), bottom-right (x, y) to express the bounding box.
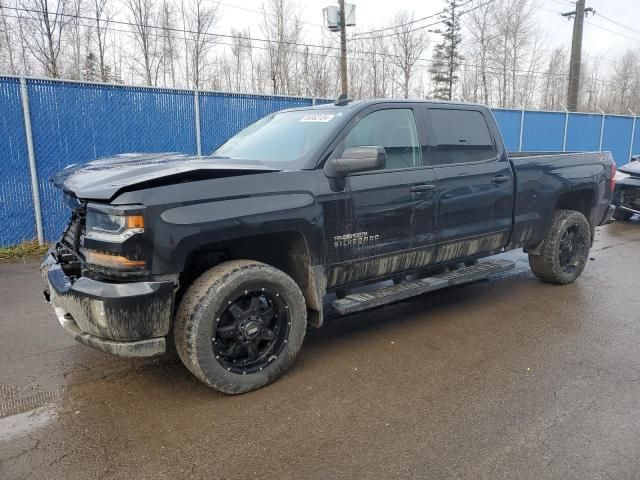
top-left (628, 108), bottom-right (637, 160)
top-left (597, 106), bottom-right (605, 151)
top-left (560, 103), bottom-right (569, 151)
top-left (194, 88), bottom-right (202, 157)
top-left (518, 107), bottom-right (525, 151)
top-left (19, 77), bottom-right (44, 245)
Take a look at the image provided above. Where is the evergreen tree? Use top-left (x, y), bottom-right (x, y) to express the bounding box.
top-left (429, 0), bottom-right (464, 100)
top-left (82, 53), bottom-right (100, 81)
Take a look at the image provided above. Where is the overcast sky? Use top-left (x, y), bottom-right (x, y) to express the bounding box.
top-left (217, 0), bottom-right (639, 68)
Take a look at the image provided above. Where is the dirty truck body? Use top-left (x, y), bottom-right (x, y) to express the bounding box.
top-left (41, 99), bottom-right (615, 393)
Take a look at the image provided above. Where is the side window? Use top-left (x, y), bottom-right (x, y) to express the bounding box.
top-left (429, 109), bottom-right (497, 165)
top-left (338, 108), bottom-right (422, 170)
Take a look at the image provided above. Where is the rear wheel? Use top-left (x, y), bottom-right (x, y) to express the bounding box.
top-left (174, 260), bottom-right (307, 394)
top-left (612, 208), bottom-right (633, 221)
top-left (528, 209), bottom-right (591, 285)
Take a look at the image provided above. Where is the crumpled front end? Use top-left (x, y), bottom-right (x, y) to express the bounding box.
top-left (613, 174), bottom-right (640, 216)
top-left (41, 206), bottom-right (177, 358)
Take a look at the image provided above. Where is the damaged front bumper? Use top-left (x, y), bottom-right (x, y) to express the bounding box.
top-left (614, 177), bottom-right (640, 216)
top-left (41, 251), bottom-right (176, 357)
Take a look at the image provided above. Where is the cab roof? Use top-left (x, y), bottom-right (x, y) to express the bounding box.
top-left (283, 98), bottom-right (489, 113)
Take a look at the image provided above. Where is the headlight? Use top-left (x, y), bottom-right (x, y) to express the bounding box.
top-left (85, 210), bottom-right (145, 241)
top-left (615, 171), bottom-right (631, 181)
top-left (83, 206), bottom-right (147, 271)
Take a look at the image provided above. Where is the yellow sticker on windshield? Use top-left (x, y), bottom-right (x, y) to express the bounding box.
top-left (300, 114), bottom-right (335, 122)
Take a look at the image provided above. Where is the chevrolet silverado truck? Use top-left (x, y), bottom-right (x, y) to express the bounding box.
top-left (41, 99), bottom-right (616, 394)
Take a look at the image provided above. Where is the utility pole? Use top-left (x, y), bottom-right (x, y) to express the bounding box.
top-left (338, 0), bottom-right (348, 97)
top-left (323, 2), bottom-right (355, 97)
top-left (562, 0), bottom-right (595, 111)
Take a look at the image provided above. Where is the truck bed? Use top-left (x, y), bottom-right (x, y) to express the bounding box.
top-left (507, 150), bottom-right (614, 250)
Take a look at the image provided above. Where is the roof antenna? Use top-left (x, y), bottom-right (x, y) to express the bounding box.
top-left (334, 93), bottom-right (351, 106)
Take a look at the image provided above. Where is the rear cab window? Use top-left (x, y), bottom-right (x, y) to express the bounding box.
top-left (428, 109), bottom-right (497, 165)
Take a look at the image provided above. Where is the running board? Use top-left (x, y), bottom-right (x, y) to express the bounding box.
top-left (331, 260), bottom-right (515, 316)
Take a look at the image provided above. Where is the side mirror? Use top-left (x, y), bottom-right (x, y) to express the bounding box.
top-left (324, 146), bottom-right (386, 177)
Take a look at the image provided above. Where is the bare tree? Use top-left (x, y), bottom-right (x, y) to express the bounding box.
top-left (230, 28), bottom-right (250, 91)
top-left (66, 0), bottom-right (84, 79)
top-left (126, 0), bottom-right (159, 85)
top-left (158, 0), bottom-right (177, 87)
top-left (580, 55), bottom-right (603, 112)
top-left (90, 0), bottom-right (112, 82)
top-left (182, 0), bottom-right (219, 89)
top-left (19, 0), bottom-right (67, 77)
top-left (261, 0), bottom-right (301, 94)
top-left (465, 0), bottom-right (496, 104)
top-left (389, 11), bottom-right (428, 99)
top-left (540, 47), bottom-right (567, 110)
top-left (506, 0), bottom-right (537, 106)
top-left (0, 1), bottom-right (18, 74)
top-left (606, 49), bottom-right (640, 114)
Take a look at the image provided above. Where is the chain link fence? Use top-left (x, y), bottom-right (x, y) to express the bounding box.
top-left (0, 77), bottom-right (35, 246)
top-left (0, 75), bottom-right (639, 247)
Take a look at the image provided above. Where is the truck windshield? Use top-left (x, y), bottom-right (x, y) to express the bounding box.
top-left (212, 109), bottom-right (340, 165)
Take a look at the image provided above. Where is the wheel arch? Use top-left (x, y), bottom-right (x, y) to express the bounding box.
top-left (178, 231), bottom-right (326, 323)
top-left (525, 188), bottom-right (597, 256)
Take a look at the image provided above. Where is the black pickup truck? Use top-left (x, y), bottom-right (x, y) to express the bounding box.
top-left (41, 99), bottom-right (615, 394)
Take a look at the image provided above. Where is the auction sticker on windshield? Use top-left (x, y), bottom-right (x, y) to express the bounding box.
top-left (300, 114), bottom-right (335, 122)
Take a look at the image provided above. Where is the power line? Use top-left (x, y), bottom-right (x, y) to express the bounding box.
top-left (3, 4), bottom-right (349, 52)
top-left (218, 1), bottom-right (324, 28)
top-left (1, 0), bottom-right (493, 58)
top-left (352, 0), bottom-right (475, 38)
top-left (1, 4), bottom-right (636, 92)
top-left (586, 19), bottom-right (640, 42)
top-left (352, 0), bottom-right (497, 42)
top-left (596, 12), bottom-right (640, 37)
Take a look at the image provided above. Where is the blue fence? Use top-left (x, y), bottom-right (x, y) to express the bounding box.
top-left (0, 76), bottom-right (638, 247)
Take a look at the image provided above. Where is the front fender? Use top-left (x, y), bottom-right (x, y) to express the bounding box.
top-left (150, 193), bottom-right (325, 274)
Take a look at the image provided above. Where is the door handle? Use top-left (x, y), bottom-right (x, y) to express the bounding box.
top-left (410, 183), bottom-right (435, 193)
top-left (491, 175), bottom-right (510, 184)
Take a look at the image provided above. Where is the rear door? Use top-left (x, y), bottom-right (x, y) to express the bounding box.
top-left (423, 106), bottom-right (514, 262)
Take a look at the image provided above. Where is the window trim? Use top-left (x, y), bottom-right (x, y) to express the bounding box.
top-left (317, 103), bottom-right (428, 172)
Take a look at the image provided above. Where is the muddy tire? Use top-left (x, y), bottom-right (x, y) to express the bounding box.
top-left (612, 208), bottom-right (633, 222)
top-left (174, 260), bottom-right (307, 394)
top-left (528, 209), bottom-right (591, 285)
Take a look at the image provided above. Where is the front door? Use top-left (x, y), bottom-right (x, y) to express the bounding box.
top-left (322, 105), bottom-right (437, 287)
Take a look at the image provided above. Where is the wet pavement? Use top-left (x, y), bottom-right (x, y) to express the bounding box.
top-left (1, 221), bottom-right (639, 479)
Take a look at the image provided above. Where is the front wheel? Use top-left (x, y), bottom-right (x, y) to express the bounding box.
top-left (528, 209), bottom-right (591, 285)
top-left (174, 260), bottom-right (307, 394)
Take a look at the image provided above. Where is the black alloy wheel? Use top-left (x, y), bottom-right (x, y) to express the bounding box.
top-left (528, 209), bottom-right (592, 285)
top-left (174, 260), bottom-right (307, 394)
top-left (557, 225), bottom-right (588, 275)
top-left (213, 288), bottom-right (291, 375)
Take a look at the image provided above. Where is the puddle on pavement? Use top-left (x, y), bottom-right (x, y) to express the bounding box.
top-left (0, 405), bottom-right (57, 442)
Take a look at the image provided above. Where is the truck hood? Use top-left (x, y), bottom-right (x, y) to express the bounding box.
top-left (51, 152), bottom-right (280, 201)
top-left (619, 159), bottom-right (640, 177)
